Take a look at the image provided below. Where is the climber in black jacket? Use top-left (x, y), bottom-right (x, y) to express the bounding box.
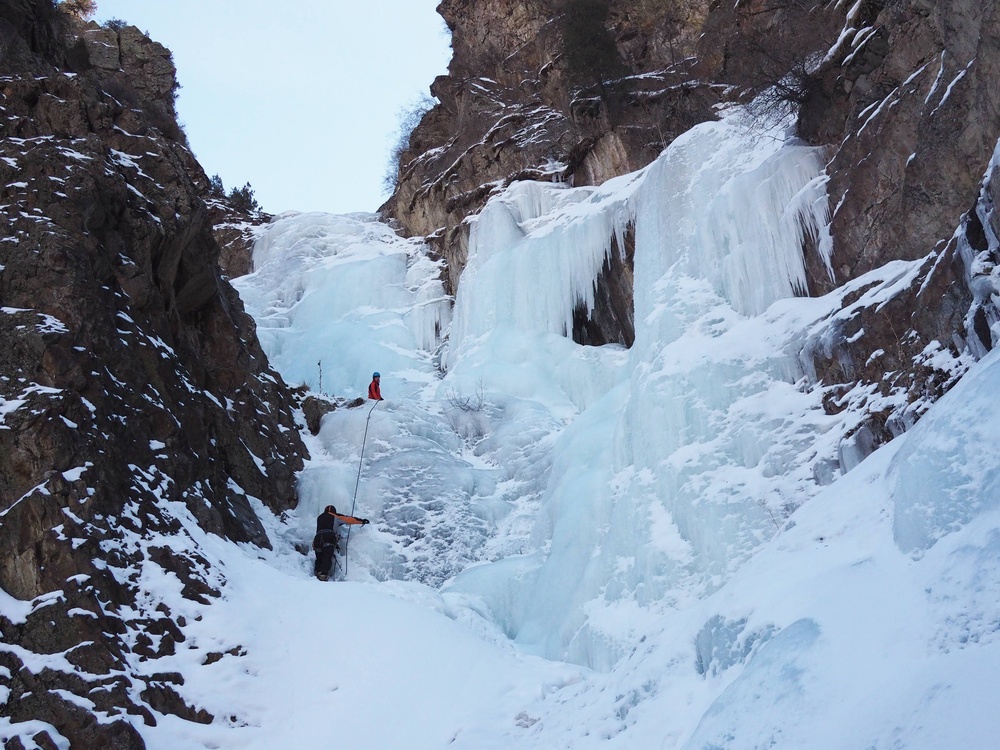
top-left (313, 505), bottom-right (369, 581)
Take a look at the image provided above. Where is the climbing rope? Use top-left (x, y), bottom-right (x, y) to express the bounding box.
top-left (344, 400), bottom-right (379, 577)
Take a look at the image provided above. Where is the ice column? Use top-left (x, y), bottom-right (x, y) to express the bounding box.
top-left (446, 176), bottom-right (640, 359)
top-left (448, 117), bottom-right (834, 670)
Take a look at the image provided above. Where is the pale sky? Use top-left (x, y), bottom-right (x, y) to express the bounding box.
top-left (92, 1), bottom-right (452, 215)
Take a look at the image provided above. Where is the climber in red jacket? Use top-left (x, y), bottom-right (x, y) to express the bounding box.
top-left (368, 371), bottom-right (383, 401)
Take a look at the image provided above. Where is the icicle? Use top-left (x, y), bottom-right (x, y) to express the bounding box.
top-left (446, 171), bottom-right (645, 367)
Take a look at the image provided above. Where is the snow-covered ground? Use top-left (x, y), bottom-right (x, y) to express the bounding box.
top-left (125, 114), bottom-right (1000, 747)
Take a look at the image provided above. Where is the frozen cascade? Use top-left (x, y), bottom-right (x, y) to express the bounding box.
top-left (443, 176), bottom-right (640, 418)
top-left (621, 120), bottom-right (835, 578)
top-left (235, 114), bottom-right (839, 672)
top-left (447, 175), bottom-right (639, 353)
top-left (235, 212), bottom-right (509, 587)
top-left (445, 117), bottom-right (838, 669)
top-left (238, 211), bottom-right (585, 587)
top-left (235, 212), bottom-right (452, 398)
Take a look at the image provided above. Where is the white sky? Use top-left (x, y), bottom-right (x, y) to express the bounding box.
top-left (92, 1), bottom-right (452, 215)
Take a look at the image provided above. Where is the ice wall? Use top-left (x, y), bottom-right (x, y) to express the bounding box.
top-left (620, 121), bottom-right (834, 584)
top-left (237, 212), bottom-right (584, 587)
top-left (445, 117), bottom-right (838, 668)
top-left (235, 212), bottom-right (451, 399)
top-left (448, 176), bottom-right (638, 349)
top-left (444, 177), bottom-right (638, 417)
top-left (235, 213), bottom-right (485, 584)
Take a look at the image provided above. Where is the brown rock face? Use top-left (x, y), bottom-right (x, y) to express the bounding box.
top-left (206, 196), bottom-right (271, 279)
top-left (791, 0), bottom-right (1000, 456)
top-left (382, 0), bottom-right (717, 305)
top-left (1, 6), bottom-right (306, 746)
top-left (805, 1), bottom-right (1000, 289)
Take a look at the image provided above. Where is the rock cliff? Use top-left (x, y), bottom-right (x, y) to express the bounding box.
top-left (382, 0), bottom-right (718, 300)
top-left (383, 0), bottom-right (1000, 466)
top-left (207, 196), bottom-right (270, 279)
top-left (800, 0), bottom-right (1000, 458)
top-left (0, 3), bottom-right (305, 746)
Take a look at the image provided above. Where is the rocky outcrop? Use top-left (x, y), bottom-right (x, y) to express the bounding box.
top-left (804, 0), bottom-right (1000, 288)
top-left (790, 0), bottom-right (1000, 458)
top-left (1, 5), bottom-right (305, 747)
top-left (572, 227), bottom-right (634, 347)
top-left (206, 196), bottom-right (271, 278)
top-left (301, 392), bottom-right (365, 436)
top-left (381, 0), bottom-right (718, 297)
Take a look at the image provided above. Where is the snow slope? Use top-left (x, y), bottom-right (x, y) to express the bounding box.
top-left (137, 510), bottom-right (583, 750)
top-left (7, 111), bottom-right (994, 748)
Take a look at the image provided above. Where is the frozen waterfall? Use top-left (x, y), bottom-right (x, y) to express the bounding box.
top-left (443, 117), bottom-right (836, 667)
top-left (236, 113), bottom-right (842, 672)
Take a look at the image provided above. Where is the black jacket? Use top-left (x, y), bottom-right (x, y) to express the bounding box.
top-left (313, 510), bottom-right (368, 549)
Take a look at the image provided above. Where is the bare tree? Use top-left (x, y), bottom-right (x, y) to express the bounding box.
top-left (59, 0), bottom-right (96, 20)
top-left (713, 0), bottom-right (842, 130)
top-left (383, 94), bottom-right (436, 196)
top-left (445, 377), bottom-right (487, 413)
